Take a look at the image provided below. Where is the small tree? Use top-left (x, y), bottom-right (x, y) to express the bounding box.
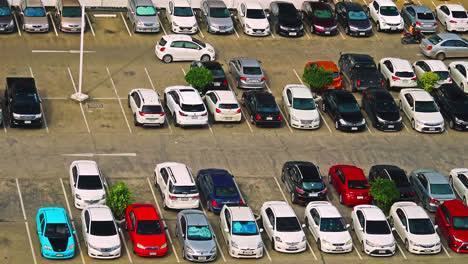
top-left (369, 178), bottom-right (400, 214)
top-left (185, 68), bottom-right (213, 94)
top-left (302, 65), bottom-right (334, 93)
top-left (106, 181), bottom-right (135, 220)
top-left (418, 72), bottom-right (440, 94)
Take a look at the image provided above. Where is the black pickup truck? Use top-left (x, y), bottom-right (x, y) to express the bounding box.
top-left (338, 53), bottom-right (384, 93)
top-left (5, 77), bottom-right (43, 127)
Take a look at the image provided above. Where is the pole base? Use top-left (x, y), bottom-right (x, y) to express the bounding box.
top-left (71, 92), bottom-right (89, 102)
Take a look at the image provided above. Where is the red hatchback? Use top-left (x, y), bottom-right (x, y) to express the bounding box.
top-left (125, 204), bottom-right (168, 257)
top-left (328, 165), bottom-right (371, 205)
top-left (435, 199), bottom-right (468, 253)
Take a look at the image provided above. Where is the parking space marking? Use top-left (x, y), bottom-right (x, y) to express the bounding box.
top-left (68, 67), bottom-right (91, 134)
top-left (353, 244), bottom-right (363, 260)
top-left (305, 29), bottom-right (311, 39)
top-left (198, 202), bottom-right (227, 262)
top-left (274, 177), bottom-right (288, 201)
top-left (278, 105), bottom-right (294, 133)
top-left (13, 13), bottom-right (21, 36)
top-left (29, 66), bottom-right (49, 134)
top-left (106, 67), bottom-right (132, 133)
top-left (119, 229), bottom-right (133, 263)
top-left (16, 178), bottom-right (38, 264)
top-left (62, 153), bottom-right (137, 157)
top-left (85, 13), bottom-right (95, 37)
top-left (16, 178), bottom-right (27, 221)
top-left (48, 13), bottom-right (58, 36)
top-left (228, 84), bottom-right (253, 133)
top-left (197, 26), bottom-right (205, 38)
top-left (366, 124), bottom-right (372, 134)
top-left (431, 0), bottom-right (436, 8)
top-left (120, 13), bottom-right (133, 37)
top-left (144, 67), bottom-right (156, 90)
top-left (157, 14), bottom-right (168, 36)
top-left (395, 240), bottom-right (407, 260)
top-left (441, 244), bottom-right (451, 258)
top-left (338, 27), bottom-right (346, 40)
top-left (32, 50), bottom-right (96, 53)
top-left (24, 222), bottom-right (37, 264)
top-left (305, 240), bottom-right (318, 260)
top-left (264, 244), bottom-right (272, 262)
top-left (233, 26), bottom-right (240, 38)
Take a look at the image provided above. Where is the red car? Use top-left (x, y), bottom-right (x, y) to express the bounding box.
top-left (125, 204), bottom-right (168, 257)
top-left (328, 165), bottom-right (371, 205)
top-left (435, 199), bottom-right (468, 253)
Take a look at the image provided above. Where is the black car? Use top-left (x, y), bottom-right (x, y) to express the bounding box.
top-left (321, 89), bottom-right (366, 131)
top-left (369, 165), bottom-right (415, 201)
top-left (0, 0), bottom-right (14, 33)
top-left (190, 61), bottom-right (230, 95)
top-left (241, 91), bottom-right (282, 127)
top-left (267, 1), bottom-right (304, 37)
top-left (5, 77), bottom-right (43, 127)
top-left (362, 88), bottom-right (402, 131)
top-left (338, 53), bottom-right (384, 92)
top-left (433, 84), bottom-right (468, 131)
top-left (281, 161), bottom-right (327, 204)
top-left (335, 1), bottom-right (373, 37)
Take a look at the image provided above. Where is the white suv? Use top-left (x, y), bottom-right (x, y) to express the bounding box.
top-left (220, 204), bottom-right (264, 258)
top-left (435, 4), bottom-right (468, 32)
top-left (155, 35), bottom-right (215, 63)
top-left (282, 84), bottom-right (320, 129)
top-left (166, 0), bottom-right (198, 34)
top-left (204, 90), bottom-right (242, 123)
top-left (69, 160), bottom-right (107, 209)
top-left (304, 201), bottom-right (352, 253)
top-left (154, 162), bottom-right (200, 210)
top-left (128, 88), bottom-right (165, 127)
top-left (81, 205), bottom-right (121, 259)
top-left (164, 86), bottom-right (209, 127)
top-left (368, 0), bottom-right (404, 32)
top-left (260, 201), bottom-right (307, 253)
top-left (413, 60), bottom-right (452, 87)
top-left (236, 0), bottom-right (271, 36)
top-left (378, 58), bottom-right (417, 89)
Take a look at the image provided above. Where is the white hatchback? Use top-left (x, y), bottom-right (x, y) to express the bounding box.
top-left (236, 0), bottom-right (271, 36)
top-left (204, 90), bottom-right (242, 122)
top-left (450, 168), bottom-right (468, 206)
top-left (413, 60), bottom-right (452, 87)
top-left (69, 160), bottom-right (107, 210)
top-left (155, 34), bottom-right (215, 63)
top-left (368, 0), bottom-right (404, 32)
top-left (166, 0), bottom-right (198, 34)
top-left (282, 84), bottom-right (320, 129)
top-left (448, 61), bottom-right (468, 93)
top-left (164, 86), bottom-right (209, 127)
top-left (436, 4), bottom-right (468, 32)
top-left (128, 88), bottom-right (165, 127)
top-left (378, 58), bottom-right (417, 89)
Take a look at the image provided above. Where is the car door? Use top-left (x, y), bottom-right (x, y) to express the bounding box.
top-left (416, 174), bottom-right (429, 204)
top-left (201, 1), bottom-right (209, 24)
top-left (204, 92), bottom-right (216, 114)
top-left (183, 41), bottom-right (201, 61)
top-left (369, 1), bottom-right (379, 22)
top-left (222, 209), bottom-right (232, 245)
top-left (169, 41), bottom-right (186, 61)
top-left (381, 60), bottom-right (393, 81)
top-left (354, 210), bottom-right (366, 242)
top-left (437, 6), bottom-right (449, 26)
top-left (365, 94), bottom-right (376, 122)
top-left (229, 59), bottom-right (240, 80)
top-left (284, 165), bottom-right (294, 192)
top-left (70, 165), bottom-right (78, 195)
top-left (403, 93), bottom-right (414, 119)
top-left (38, 212), bottom-right (46, 244)
top-left (282, 88), bottom-right (292, 119)
top-left (309, 208), bottom-right (321, 241)
top-left (452, 64), bottom-right (467, 86)
top-left (335, 3), bottom-right (345, 26)
top-left (82, 210), bottom-right (90, 245)
top-left (439, 205), bottom-right (452, 240)
top-left (395, 208), bottom-right (408, 241)
top-left (269, 3), bottom-right (279, 28)
top-left (263, 207), bottom-right (275, 240)
top-left (158, 167), bottom-right (170, 197)
top-left (178, 215), bottom-right (187, 246)
top-left (130, 92), bottom-right (140, 115)
top-left (128, 210), bottom-right (137, 243)
top-left (328, 94), bottom-right (339, 121)
top-left (167, 91), bottom-right (179, 113)
top-left (335, 169), bottom-right (346, 196)
top-left (454, 173), bottom-right (466, 197)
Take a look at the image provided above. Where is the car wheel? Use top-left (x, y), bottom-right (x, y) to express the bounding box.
top-left (317, 239), bottom-right (322, 251)
top-left (271, 239), bottom-right (275, 250)
top-left (405, 239), bottom-right (409, 250)
top-left (339, 194), bottom-right (343, 204)
top-left (201, 55), bottom-right (210, 62)
top-left (174, 113), bottom-right (180, 127)
top-left (162, 55), bottom-right (173, 63)
top-left (411, 119), bottom-right (415, 130)
top-left (389, 216), bottom-right (394, 227)
top-left (436, 52), bottom-right (446, 61)
top-left (361, 241), bottom-right (365, 253)
top-left (449, 119), bottom-right (454, 129)
top-left (291, 192), bottom-right (298, 204)
top-left (335, 120), bottom-right (339, 130)
top-left (345, 26), bottom-right (349, 35)
top-left (133, 23), bottom-right (137, 33)
top-left (376, 21), bottom-right (381, 32)
top-left (321, 102), bottom-right (326, 112)
top-left (134, 115), bottom-right (140, 127)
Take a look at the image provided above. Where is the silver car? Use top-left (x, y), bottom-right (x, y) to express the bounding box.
top-left (19, 0), bottom-right (49, 32)
top-left (401, 5), bottom-right (438, 33)
top-left (229, 57), bottom-right (266, 89)
top-left (175, 210), bottom-right (217, 262)
top-left (127, 0), bottom-right (160, 33)
top-left (200, 0), bottom-right (233, 34)
top-left (420, 33), bottom-right (468, 60)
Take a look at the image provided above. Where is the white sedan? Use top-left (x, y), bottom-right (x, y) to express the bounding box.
top-left (166, 0), bottom-right (198, 34)
top-left (204, 90), bottom-right (242, 123)
top-left (389, 202), bottom-right (441, 254)
top-left (435, 4), bottom-right (468, 32)
top-left (450, 168), bottom-right (468, 206)
top-left (69, 160), bottom-right (107, 209)
top-left (155, 35), bottom-right (215, 63)
top-left (399, 88), bottom-right (445, 133)
top-left (236, 0), bottom-right (271, 36)
top-left (304, 201), bottom-right (352, 253)
top-left (448, 61), bottom-right (468, 93)
top-left (282, 84), bottom-right (320, 129)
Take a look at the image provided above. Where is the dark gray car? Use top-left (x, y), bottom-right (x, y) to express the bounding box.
top-left (0, 0), bottom-right (14, 33)
top-left (127, 0), bottom-right (160, 33)
top-left (229, 57), bottom-right (266, 89)
top-left (401, 5), bottom-right (437, 33)
top-left (200, 0), bottom-right (233, 34)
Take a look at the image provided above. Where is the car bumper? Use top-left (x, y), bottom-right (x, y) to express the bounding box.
top-left (255, 119), bottom-right (282, 127)
top-left (451, 120), bottom-right (468, 131)
top-left (186, 252), bottom-right (217, 262)
top-left (137, 115), bottom-right (165, 126)
top-left (238, 80), bottom-right (265, 89)
top-left (408, 244), bottom-right (441, 254)
top-left (338, 123), bottom-right (366, 132)
top-left (230, 247), bottom-right (263, 258)
top-left (451, 241), bottom-right (468, 253)
top-left (390, 80), bottom-right (418, 88)
top-left (42, 248), bottom-right (75, 259)
top-left (134, 246), bottom-right (168, 257)
top-left (172, 25), bottom-right (197, 34)
top-left (87, 247), bottom-right (121, 259)
top-left (290, 119), bottom-right (320, 130)
top-left (177, 116), bottom-right (209, 127)
top-left (136, 25), bottom-right (160, 33)
top-left (374, 121), bottom-right (403, 132)
top-left (274, 241), bottom-right (306, 253)
top-left (312, 27), bottom-right (338, 36)
top-left (278, 28), bottom-right (304, 37)
top-left (446, 24), bottom-right (468, 32)
top-left (209, 26), bottom-right (234, 34)
top-left (417, 25), bottom-right (437, 33)
top-left (296, 192), bottom-right (327, 203)
top-left (0, 25), bottom-right (15, 33)
top-left (11, 118), bottom-right (42, 127)
top-left (74, 198), bottom-right (106, 209)
top-left (348, 29), bottom-right (373, 37)
top-left (379, 24), bottom-right (404, 31)
top-left (24, 26), bottom-right (49, 32)
top-left (60, 26), bottom-right (82, 33)
top-left (321, 243), bottom-right (353, 253)
top-left (365, 246), bottom-right (396, 256)
top-left (166, 199), bottom-right (199, 209)
top-left (414, 123), bottom-right (444, 133)
top-left (343, 195), bottom-right (372, 206)
top-left (214, 112), bottom-right (241, 122)
top-left (244, 28), bottom-right (270, 36)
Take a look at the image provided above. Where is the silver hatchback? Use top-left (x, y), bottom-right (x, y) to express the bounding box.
top-left (401, 5), bottom-right (438, 33)
top-left (420, 33), bottom-right (468, 60)
top-left (200, 0), bottom-right (234, 34)
top-left (229, 57), bottom-right (266, 89)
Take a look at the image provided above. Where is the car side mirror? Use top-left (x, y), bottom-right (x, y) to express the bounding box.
top-left (434, 225), bottom-right (438, 229)
top-left (346, 224), bottom-right (350, 229)
top-left (302, 224), bottom-right (306, 228)
top-left (182, 233), bottom-right (185, 238)
top-left (130, 226), bottom-right (135, 231)
top-left (38, 231), bottom-right (42, 235)
top-left (268, 224), bottom-right (273, 229)
top-left (445, 223), bottom-right (450, 228)
top-left (118, 228), bottom-right (122, 232)
top-left (391, 227), bottom-right (396, 231)
top-left (359, 227), bottom-right (363, 231)
top-left (20, 11), bottom-right (24, 15)
top-left (131, 11), bottom-right (135, 14)
top-left (72, 230), bottom-right (76, 234)
top-left (157, 11), bottom-right (160, 15)
top-left (259, 228), bottom-right (264, 233)
top-left (224, 228), bottom-right (229, 233)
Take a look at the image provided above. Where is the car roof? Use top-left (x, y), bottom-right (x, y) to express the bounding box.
top-left (228, 206), bottom-right (255, 221)
top-left (172, 0), bottom-right (191, 7)
top-left (9, 78), bottom-right (37, 94)
top-left (130, 204), bottom-right (160, 220)
top-left (205, 0), bottom-right (227, 8)
top-left (178, 88), bottom-right (204, 104)
top-left (200, 61), bottom-right (223, 70)
top-left (62, 0), bottom-right (81, 7)
top-left (310, 61), bottom-right (339, 72)
top-left (341, 166), bottom-right (366, 180)
top-left (242, 0), bottom-right (262, 9)
top-left (375, 0), bottom-right (397, 6)
top-left (414, 169), bottom-right (448, 183)
top-left (437, 33), bottom-right (462, 40)
top-left (285, 85), bottom-right (313, 98)
top-left (160, 162), bottom-right (195, 186)
top-left (40, 207), bottom-right (68, 224)
top-left (25, 0), bottom-right (44, 7)
top-left (395, 202), bottom-right (428, 219)
top-left (274, 1), bottom-right (296, 9)
top-left (181, 210), bottom-right (209, 225)
top-left (135, 89), bottom-right (161, 105)
top-left (422, 60), bottom-right (449, 71)
top-left (329, 90), bottom-right (356, 102)
top-left (402, 88), bottom-right (433, 101)
top-left (74, 160), bottom-right (99, 175)
top-left (309, 202), bottom-right (342, 218)
top-left (236, 57), bottom-right (261, 67)
top-left (340, 1), bottom-right (363, 10)
top-left (163, 34), bottom-right (194, 42)
top-left (365, 88), bottom-right (393, 100)
top-left (346, 54), bottom-right (374, 62)
top-left (411, 5), bottom-right (432, 13)
top-left (254, 92), bottom-right (276, 102)
top-left (356, 205), bottom-right (386, 220)
top-left (264, 201), bottom-right (296, 217)
top-left (88, 205), bottom-right (114, 221)
top-left (440, 84), bottom-right (467, 101)
top-left (443, 199), bottom-right (468, 217)
top-left (307, 1), bottom-right (329, 9)
top-left (444, 4), bottom-right (466, 11)
top-left (199, 168), bottom-right (235, 186)
top-left (384, 58), bottom-right (413, 71)
top-left (211, 90), bottom-right (237, 103)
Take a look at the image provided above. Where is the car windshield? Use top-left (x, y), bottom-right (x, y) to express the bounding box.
top-left (257, 103), bottom-right (278, 112)
top-left (91, 221), bottom-right (117, 236)
top-left (293, 98), bottom-right (316, 110)
top-left (320, 217), bottom-right (347, 232)
top-left (191, 37), bottom-right (206, 48)
top-left (348, 10), bottom-right (367, 20)
top-left (430, 184), bottom-right (453, 195)
top-left (169, 184), bottom-right (198, 194)
top-left (428, 35), bottom-right (443, 45)
top-left (243, 67), bottom-right (262, 75)
top-left (452, 11), bottom-right (468, 18)
top-left (232, 221), bottom-right (258, 235)
top-left (338, 102), bottom-right (360, 113)
top-left (181, 104), bottom-right (205, 112)
top-left (376, 100), bottom-right (398, 112)
top-left (215, 186), bottom-right (238, 197)
top-left (453, 217), bottom-right (468, 230)
top-left (408, 219), bottom-right (435, 234)
top-left (45, 224), bottom-right (70, 238)
top-left (380, 6), bottom-right (399, 16)
top-left (210, 69), bottom-right (225, 77)
top-left (313, 9), bottom-right (332, 19)
top-left (14, 92), bottom-right (39, 104)
top-left (188, 225), bottom-right (212, 240)
top-left (210, 7), bottom-right (230, 18)
top-left (174, 7), bottom-right (193, 17)
top-left (276, 217), bottom-right (302, 232)
top-left (77, 175), bottom-right (102, 190)
top-left (62, 6), bottom-right (82, 17)
top-left (434, 71), bottom-right (450, 80)
top-left (348, 180), bottom-right (369, 189)
top-left (395, 72), bottom-right (414, 78)
top-left (246, 9), bottom-right (266, 19)
top-left (0, 7), bottom-right (11, 16)
top-left (417, 12), bottom-right (434, 20)
top-left (366, 220), bottom-right (391, 234)
top-left (414, 101), bottom-right (438, 113)
top-left (24, 7), bottom-right (45, 17)
top-left (141, 105), bottom-right (163, 114)
top-left (136, 6), bottom-right (156, 16)
top-left (136, 220), bottom-right (163, 235)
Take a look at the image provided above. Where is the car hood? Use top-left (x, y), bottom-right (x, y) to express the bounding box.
top-left (407, 233), bottom-right (440, 245)
top-left (453, 230), bottom-right (468, 243)
top-left (136, 14), bottom-right (159, 24)
top-left (24, 16), bottom-right (48, 25)
top-left (232, 234), bottom-right (262, 248)
top-left (245, 17), bottom-right (269, 29)
top-left (48, 237), bottom-right (71, 252)
top-left (340, 111), bottom-right (364, 123)
top-left (186, 238), bottom-right (216, 252)
top-left (12, 103), bottom-right (41, 115)
top-left (380, 15), bottom-right (401, 24)
top-left (365, 233), bottom-right (394, 246)
top-left (75, 188), bottom-right (106, 200)
top-left (174, 16), bottom-right (197, 27)
top-left (291, 108), bottom-right (319, 120)
top-left (208, 16), bottom-right (233, 27)
top-left (0, 15), bottom-right (12, 24)
top-left (312, 17), bottom-right (336, 27)
top-left (413, 111), bottom-right (444, 124)
top-left (319, 231), bottom-right (352, 244)
top-left (376, 111), bottom-right (400, 122)
top-left (279, 15), bottom-right (302, 28)
top-left (134, 233), bottom-right (166, 248)
top-left (88, 234), bottom-right (120, 248)
top-left (276, 230), bottom-right (305, 243)
top-left (348, 18), bottom-right (371, 29)
top-left (61, 17), bottom-right (82, 25)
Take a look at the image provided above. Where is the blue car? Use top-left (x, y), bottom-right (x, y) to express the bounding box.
top-left (36, 207), bottom-right (75, 259)
top-left (197, 169), bottom-right (243, 213)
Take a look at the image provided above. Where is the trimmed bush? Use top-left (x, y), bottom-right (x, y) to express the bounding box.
top-left (185, 68), bottom-right (214, 93)
top-left (106, 181), bottom-right (135, 220)
top-left (369, 178), bottom-right (400, 214)
top-left (302, 65), bottom-right (334, 92)
top-left (418, 71), bottom-right (440, 94)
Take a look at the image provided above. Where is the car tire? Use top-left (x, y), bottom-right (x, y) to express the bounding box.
top-left (281, 170), bottom-right (285, 182)
top-left (271, 239), bottom-right (275, 250)
top-left (345, 26), bottom-right (349, 35)
top-left (201, 55), bottom-right (210, 62)
top-left (405, 239), bottom-right (409, 250)
top-left (339, 194), bottom-right (343, 204)
top-left (174, 113), bottom-right (180, 127)
top-left (317, 239), bottom-right (321, 251)
top-left (389, 216), bottom-right (394, 227)
top-left (162, 55), bottom-right (173, 63)
top-left (449, 120), bottom-right (454, 129)
top-left (411, 119), bottom-right (415, 130)
top-left (321, 102), bottom-right (326, 112)
top-left (376, 21), bottom-right (381, 32)
top-left (399, 101), bottom-right (403, 111)
top-left (335, 120), bottom-right (339, 130)
top-left (361, 241), bottom-right (365, 253)
top-left (436, 52), bottom-right (446, 61)
top-left (134, 115), bottom-right (140, 127)
top-left (291, 192), bottom-right (298, 204)
top-left (133, 23), bottom-right (137, 33)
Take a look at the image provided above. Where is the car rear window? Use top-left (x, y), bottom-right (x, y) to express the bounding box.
top-left (417, 12), bottom-right (434, 20)
top-left (395, 72), bottom-right (414, 78)
top-left (452, 11), bottom-right (468, 18)
top-left (347, 180), bottom-right (369, 189)
top-left (142, 105), bottom-right (163, 114)
top-left (218, 103), bottom-right (238, 109)
top-left (215, 186), bottom-right (238, 197)
top-left (181, 104), bottom-right (205, 112)
top-left (434, 71), bottom-right (450, 80)
top-left (430, 184), bottom-right (453, 195)
top-left (243, 67), bottom-right (262, 75)
top-left (257, 103), bottom-right (278, 112)
top-left (0, 7), bottom-right (11, 16)
top-left (158, 38), bottom-right (167, 46)
top-left (170, 184), bottom-right (198, 194)
top-left (427, 35), bottom-right (442, 45)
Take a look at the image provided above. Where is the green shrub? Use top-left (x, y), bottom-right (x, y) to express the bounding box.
top-left (418, 71), bottom-right (440, 94)
top-left (184, 68), bottom-right (214, 93)
top-left (302, 65), bottom-right (334, 92)
top-left (369, 178), bottom-right (400, 214)
top-left (106, 181), bottom-right (135, 220)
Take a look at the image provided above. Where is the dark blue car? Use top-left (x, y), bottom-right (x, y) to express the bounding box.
top-left (196, 169), bottom-right (243, 213)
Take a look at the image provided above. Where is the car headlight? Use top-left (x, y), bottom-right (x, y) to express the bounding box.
top-left (266, 24), bottom-right (270, 29)
top-left (365, 25), bottom-right (373, 31)
top-left (137, 243), bottom-right (145, 249)
top-left (101, 194), bottom-right (106, 200)
top-left (161, 243), bottom-right (167, 249)
top-left (330, 25), bottom-right (337, 30)
top-left (280, 25), bottom-right (287, 30)
top-left (43, 245), bottom-right (52, 250)
top-left (381, 21), bottom-right (387, 26)
top-left (192, 22), bottom-right (197, 28)
top-left (314, 116), bottom-right (320, 122)
top-left (12, 113), bottom-right (21, 119)
top-left (349, 25), bottom-right (359, 31)
top-left (136, 20), bottom-right (143, 26)
top-left (210, 246), bottom-right (217, 253)
top-left (291, 115), bottom-right (299, 122)
top-left (35, 113), bottom-right (42, 119)
top-left (257, 241), bottom-right (263, 249)
top-left (75, 194), bottom-right (81, 200)
top-left (409, 240), bottom-right (421, 247)
top-left (365, 240), bottom-right (379, 247)
top-left (88, 243), bottom-right (100, 251)
top-left (314, 25), bottom-right (324, 30)
top-left (302, 236), bottom-right (306, 242)
top-left (455, 117), bottom-right (464, 124)
top-left (246, 23), bottom-right (252, 29)
top-left (397, 116), bottom-right (402, 122)
top-left (345, 239), bottom-right (352, 245)
top-left (339, 118), bottom-right (347, 125)
top-left (173, 21), bottom-right (178, 27)
top-left (111, 245), bottom-right (120, 251)
top-left (359, 118), bottom-right (366, 125)
top-left (435, 241), bottom-right (441, 246)
top-left (210, 24), bottom-right (218, 29)
top-left (185, 246), bottom-right (194, 254)
top-left (9, 20), bottom-right (14, 26)
top-left (67, 244), bottom-right (74, 251)
top-left (376, 116), bottom-right (386, 123)
top-left (231, 241), bottom-right (239, 249)
top-left (417, 120), bottom-right (425, 125)
top-left (321, 239), bottom-right (331, 246)
top-left (208, 49), bottom-right (214, 53)
top-left (300, 24), bottom-right (304, 30)
top-left (275, 236), bottom-right (282, 242)
top-left (453, 235), bottom-right (463, 243)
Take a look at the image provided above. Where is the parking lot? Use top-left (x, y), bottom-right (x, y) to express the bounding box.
top-left (0, 0), bottom-right (467, 263)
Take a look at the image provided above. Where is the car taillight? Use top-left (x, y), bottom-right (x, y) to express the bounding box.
top-left (256, 114), bottom-right (262, 120)
top-left (261, 77), bottom-right (266, 82)
top-left (449, 77), bottom-right (452, 82)
top-left (160, 47), bottom-right (165, 52)
top-left (430, 198), bottom-right (439, 203)
top-left (392, 76), bottom-right (400, 81)
top-left (411, 77), bottom-right (417, 81)
top-left (212, 200), bottom-right (219, 208)
top-left (215, 108), bottom-right (221, 113)
top-left (239, 200), bottom-right (243, 204)
top-left (296, 187), bottom-right (305, 194)
top-left (277, 114), bottom-right (282, 120)
top-left (169, 195), bottom-right (177, 199)
top-left (449, 20), bottom-right (457, 23)
top-left (223, 80), bottom-right (228, 85)
top-left (338, 79), bottom-right (342, 84)
top-left (356, 80), bottom-right (361, 87)
top-left (427, 46), bottom-right (433, 51)
top-left (193, 195), bottom-right (199, 199)
top-left (409, 192), bottom-right (415, 196)
top-left (139, 111), bottom-right (145, 116)
top-left (236, 108), bottom-right (241, 113)
top-left (202, 112), bottom-right (208, 116)
top-left (179, 111), bottom-right (187, 117)
top-left (241, 77), bottom-right (247, 81)
top-left (158, 112), bottom-right (165, 116)
top-left (433, 22), bottom-right (438, 26)
top-left (416, 22), bottom-right (421, 26)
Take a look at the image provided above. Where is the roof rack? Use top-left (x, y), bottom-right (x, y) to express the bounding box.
top-left (167, 167), bottom-right (177, 183)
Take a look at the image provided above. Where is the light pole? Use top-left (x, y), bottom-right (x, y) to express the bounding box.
top-left (71, 4), bottom-right (89, 102)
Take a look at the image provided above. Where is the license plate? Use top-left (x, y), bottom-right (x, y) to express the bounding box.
top-left (391, 27), bottom-right (397, 31)
top-left (351, 127), bottom-right (358, 131)
top-left (309, 193), bottom-right (318, 197)
top-left (149, 252), bottom-right (157, 256)
top-left (213, 82), bottom-right (221, 86)
top-left (24, 121), bottom-right (31, 124)
top-left (71, 28), bottom-right (78, 31)
top-left (425, 249), bottom-right (432, 253)
top-left (191, 116), bottom-right (198, 119)
top-left (359, 32), bottom-right (365, 36)
top-left (34, 28), bottom-right (41, 32)
top-left (379, 250), bottom-right (386, 254)
top-left (181, 198), bottom-right (189, 201)
top-left (357, 196), bottom-right (364, 199)
top-left (289, 32), bottom-right (297, 36)
top-left (243, 250), bottom-right (254, 254)
top-left (0, 28), bottom-right (4, 31)
top-left (388, 125), bottom-right (394, 129)
top-left (429, 127), bottom-right (435, 131)
top-left (198, 256), bottom-right (206, 260)
top-left (266, 117), bottom-right (273, 120)
top-left (56, 254), bottom-right (64, 257)
top-left (225, 117), bottom-right (232, 120)
top-left (336, 247), bottom-right (343, 250)
top-left (325, 31), bottom-right (330, 34)
top-left (102, 253), bottom-right (110, 256)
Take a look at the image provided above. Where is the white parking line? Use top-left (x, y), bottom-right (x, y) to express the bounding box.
top-left (360, 0), bottom-right (366, 4)
top-left (119, 229), bottom-right (133, 263)
top-left (16, 178), bottom-right (27, 221)
top-left (120, 13), bottom-right (132, 37)
top-left (157, 14), bottom-right (167, 36)
top-left (366, 124), bottom-right (372, 134)
top-left (338, 27), bottom-right (346, 40)
top-left (32, 50), bottom-right (96, 53)
top-left (68, 67), bottom-right (91, 134)
top-left (181, 67), bottom-right (186, 75)
top-left (353, 244), bottom-right (363, 260)
top-left (278, 105), bottom-right (293, 133)
top-left (13, 13), bottom-right (21, 36)
top-left (292, 68), bottom-right (303, 85)
top-left (305, 29), bottom-right (311, 39)
top-left (233, 26), bottom-right (240, 38)
top-left (228, 84), bottom-right (253, 133)
top-left (274, 177), bottom-right (288, 202)
top-left (29, 66), bottom-right (49, 134)
top-left (144, 67), bottom-right (156, 90)
top-left (263, 244), bottom-right (272, 261)
top-left (197, 26), bottom-right (205, 38)
top-left (85, 13), bottom-right (95, 37)
top-left (16, 178), bottom-right (38, 264)
top-left (403, 122), bottom-right (409, 132)
top-left (431, 0), bottom-right (436, 8)
top-left (442, 244), bottom-right (451, 258)
top-left (48, 13), bottom-right (58, 36)
top-left (395, 240), bottom-right (407, 260)
top-left (62, 153), bottom-right (137, 157)
top-left (24, 222), bottom-right (38, 264)
top-left (213, 235), bottom-right (227, 262)
top-left (106, 67), bottom-right (132, 133)
top-left (305, 240), bottom-right (318, 260)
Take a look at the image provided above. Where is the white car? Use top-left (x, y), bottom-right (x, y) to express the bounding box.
top-left (413, 60), bottom-right (452, 87)
top-left (389, 202), bottom-right (441, 254)
top-left (128, 88), bottom-right (165, 127)
top-left (399, 88), bottom-right (445, 133)
top-left (282, 84), bottom-right (320, 130)
top-left (378, 58), bottom-right (417, 89)
top-left (166, 0), bottom-right (198, 34)
top-left (260, 201), bottom-right (306, 253)
top-left (368, 0), bottom-right (404, 32)
top-left (204, 90), bottom-right (242, 123)
top-left (448, 61), bottom-right (468, 93)
top-left (236, 0), bottom-right (271, 36)
top-left (220, 204), bottom-right (263, 258)
top-left (155, 34), bottom-right (215, 63)
top-left (154, 162), bottom-right (199, 210)
top-left (81, 205), bottom-right (121, 259)
top-left (164, 86), bottom-right (209, 127)
top-left (69, 160), bottom-right (107, 210)
top-left (351, 205), bottom-right (396, 256)
top-left (449, 168), bottom-right (468, 206)
top-left (304, 201), bottom-right (352, 253)
top-left (435, 4), bottom-right (468, 32)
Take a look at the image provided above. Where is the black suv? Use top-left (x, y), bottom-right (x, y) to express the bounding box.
top-left (241, 91), bottom-right (281, 127)
top-left (362, 88), bottom-right (402, 131)
top-left (369, 165), bottom-right (415, 201)
top-left (268, 1), bottom-right (304, 37)
top-left (190, 61), bottom-right (230, 95)
top-left (321, 89), bottom-right (366, 131)
top-left (5, 77), bottom-right (43, 127)
top-left (338, 53), bottom-right (383, 92)
top-left (281, 161), bottom-right (327, 204)
top-left (432, 84), bottom-right (468, 131)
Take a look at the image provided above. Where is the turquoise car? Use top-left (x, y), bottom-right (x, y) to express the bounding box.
top-left (36, 207), bottom-right (75, 259)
